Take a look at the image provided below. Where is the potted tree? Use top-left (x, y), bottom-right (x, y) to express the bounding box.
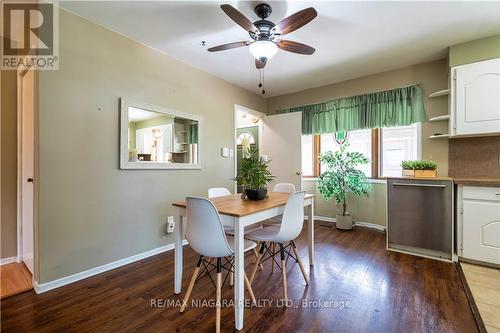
top-left (317, 143), bottom-right (371, 230)
top-left (234, 147), bottom-right (274, 200)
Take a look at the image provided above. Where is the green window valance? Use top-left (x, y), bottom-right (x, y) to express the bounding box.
top-left (187, 123), bottom-right (198, 144)
top-left (278, 84), bottom-right (426, 135)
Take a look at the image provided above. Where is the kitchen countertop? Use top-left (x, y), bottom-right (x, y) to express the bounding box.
top-left (452, 177), bottom-right (500, 187)
top-left (387, 176), bottom-right (453, 181)
top-left (386, 176), bottom-right (500, 187)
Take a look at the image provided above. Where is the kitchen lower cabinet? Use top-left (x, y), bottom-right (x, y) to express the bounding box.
top-left (458, 185), bottom-right (500, 265)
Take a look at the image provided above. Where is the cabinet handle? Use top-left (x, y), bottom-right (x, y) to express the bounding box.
top-left (392, 183), bottom-right (446, 188)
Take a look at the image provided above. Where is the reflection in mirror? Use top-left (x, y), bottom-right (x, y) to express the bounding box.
top-left (128, 107), bottom-right (198, 164)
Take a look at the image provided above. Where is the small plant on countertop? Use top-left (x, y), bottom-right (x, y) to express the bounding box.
top-left (401, 160), bottom-right (437, 170)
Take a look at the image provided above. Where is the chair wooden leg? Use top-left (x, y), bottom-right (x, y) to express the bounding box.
top-left (249, 242), bottom-right (266, 284)
top-left (244, 271), bottom-right (256, 303)
top-left (180, 256), bottom-right (203, 313)
top-left (253, 247), bottom-right (264, 271)
top-left (216, 258), bottom-right (222, 333)
top-left (271, 243), bottom-right (275, 273)
top-left (291, 241), bottom-right (309, 285)
top-left (280, 244), bottom-right (288, 300)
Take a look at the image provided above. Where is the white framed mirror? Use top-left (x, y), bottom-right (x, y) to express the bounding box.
top-left (120, 98), bottom-right (202, 170)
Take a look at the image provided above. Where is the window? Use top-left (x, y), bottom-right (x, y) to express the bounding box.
top-left (302, 123), bottom-right (420, 178)
top-left (236, 132), bottom-right (255, 145)
top-left (380, 124), bottom-right (419, 177)
top-left (320, 129), bottom-right (372, 177)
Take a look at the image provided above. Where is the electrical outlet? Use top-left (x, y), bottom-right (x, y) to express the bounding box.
top-left (166, 216), bottom-right (175, 234)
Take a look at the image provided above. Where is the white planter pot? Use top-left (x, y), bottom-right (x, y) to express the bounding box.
top-left (336, 214), bottom-right (353, 230)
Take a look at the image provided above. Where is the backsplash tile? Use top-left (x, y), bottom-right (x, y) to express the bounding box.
top-left (449, 136), bottom-right (500, 178)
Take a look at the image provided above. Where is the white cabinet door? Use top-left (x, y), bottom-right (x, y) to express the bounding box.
top-left (261, 112), bottom-right (303, 190)
top-left (452, 58), bottom-right (500, 136)
top-left (462, 199), bottom-right (500, 265)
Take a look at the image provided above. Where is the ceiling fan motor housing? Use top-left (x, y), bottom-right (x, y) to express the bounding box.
top-left (251, 3), bottom-right (275, 39)
top-left (252, 20), bottom-right (275, 39)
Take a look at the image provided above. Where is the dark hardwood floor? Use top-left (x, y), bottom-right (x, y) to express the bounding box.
top-left (1, 223), bottom-right (478, 333)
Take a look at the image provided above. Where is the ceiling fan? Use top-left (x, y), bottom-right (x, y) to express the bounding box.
top-left (208, 3), bottom-right (317, 69)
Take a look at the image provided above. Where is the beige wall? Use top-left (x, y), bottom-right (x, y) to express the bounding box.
top-left (268, 59), bottom-right (449, 227)
top-left (449, 35), bottom-right (500, 67)
top-left (303, 180), bottom-right (387, 227)
top-left (1, 68), bottom-right (18, 259)
top-left (37, 9), bottom-right (265, 283)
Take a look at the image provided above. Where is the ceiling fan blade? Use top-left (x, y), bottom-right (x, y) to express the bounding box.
top-left (272, 7), bottom-right (317, 36)
top-left (255, 58), bottom-right (266, 69)
top-left (221, 4), bottom-right (259, 35)
top-left (277, 40), bottom-right (315, 55)
top-left (207, 41), bottom-right (249, 52)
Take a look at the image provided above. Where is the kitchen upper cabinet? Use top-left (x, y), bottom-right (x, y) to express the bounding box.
top-left (450, 58), bottom-right (500, 136)
top-left (458, 186), bottom-right (500, 265)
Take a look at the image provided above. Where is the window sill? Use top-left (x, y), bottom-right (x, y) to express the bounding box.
top-left (302, 177), bottom-right (387, 184)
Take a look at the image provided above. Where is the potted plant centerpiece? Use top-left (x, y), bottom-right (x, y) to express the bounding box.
top-left (317, 143), bottom-right (371, 230)
top-left (401, 160), bottom-right (438, 178)
top-left (234, 147), bottom-right (274, 201)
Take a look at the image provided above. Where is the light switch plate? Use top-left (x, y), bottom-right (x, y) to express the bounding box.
top-left (166, 216), bottom-right (175, 234)
top-left (221, 147), bottom-right (230, 157)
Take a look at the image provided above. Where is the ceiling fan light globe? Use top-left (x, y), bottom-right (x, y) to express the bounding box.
top-left (249, 40), bottom-right (278, 60)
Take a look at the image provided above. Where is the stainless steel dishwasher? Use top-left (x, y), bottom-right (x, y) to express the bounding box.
top-left (387, 178), bottom-right (453, 261)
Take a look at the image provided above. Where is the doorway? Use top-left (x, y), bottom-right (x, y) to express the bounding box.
top-left (234, 105), bottom-right (265, 193)
top-left (2, 64), bottom-right (37, 298)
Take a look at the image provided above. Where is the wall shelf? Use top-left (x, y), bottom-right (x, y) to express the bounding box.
top-left (428, 115), bottom-right (450, 122)
top-left (429, 89), bottom-right (449, 98)
top-left (429, 134), bottom-right (450, 139)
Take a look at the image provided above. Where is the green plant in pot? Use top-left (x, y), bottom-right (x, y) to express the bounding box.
top-left (234, 147), bottom-right (274, 200)
top-left (317, 143), bottom-right (371, 230)
top-left (401, 160), bottom-right (438, 178)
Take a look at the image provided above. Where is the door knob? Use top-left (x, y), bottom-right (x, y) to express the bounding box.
top-left (27, 178), bottom-right (34, 182)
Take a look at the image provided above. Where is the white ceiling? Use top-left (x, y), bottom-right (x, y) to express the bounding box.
top-left (60, 1), bottom-right (500, 97)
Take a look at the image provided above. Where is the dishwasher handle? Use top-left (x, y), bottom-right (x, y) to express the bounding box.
top-left (392, 182), bottom-right (446, 188)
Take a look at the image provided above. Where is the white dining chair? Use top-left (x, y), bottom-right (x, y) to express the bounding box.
top-left (263, 183), bottom-right (296, 225)
top-left (208, 187), bottom-right (264, 275)
top-left (208, 187), bottom-right (231, 198)
top-left (208, 187), bottom-right (263, 235)
top-left (262, 183), bottom-right (296, 273)
top-left (180, 197), bottom-right (257, 333)
top-left (273, 183), bottom-right (296, 193)
top-left (246, 191), bottom-right (309, 300)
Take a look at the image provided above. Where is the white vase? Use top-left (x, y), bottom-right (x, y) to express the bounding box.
top-left (336, 214), bottom-right (353, 230)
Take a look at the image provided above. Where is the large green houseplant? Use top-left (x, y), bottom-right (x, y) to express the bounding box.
top-left (317, 143), bottom-right (371, 230)
top-left (234, 147), bottom-right (274, 200)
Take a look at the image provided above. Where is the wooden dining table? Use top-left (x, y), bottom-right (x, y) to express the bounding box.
top-left (172, 191), bottom-right (315, 330)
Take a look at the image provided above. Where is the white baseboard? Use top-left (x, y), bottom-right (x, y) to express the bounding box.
top-left (34, 240), bottom-right (188, 294)
top-left (307, 215), bottom-right (386, 232)
top-left (0, 256), bottom-right (17, 265)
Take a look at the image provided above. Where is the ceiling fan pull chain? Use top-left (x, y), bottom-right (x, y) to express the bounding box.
top-left (262, 69), bottom-right (266, 95)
